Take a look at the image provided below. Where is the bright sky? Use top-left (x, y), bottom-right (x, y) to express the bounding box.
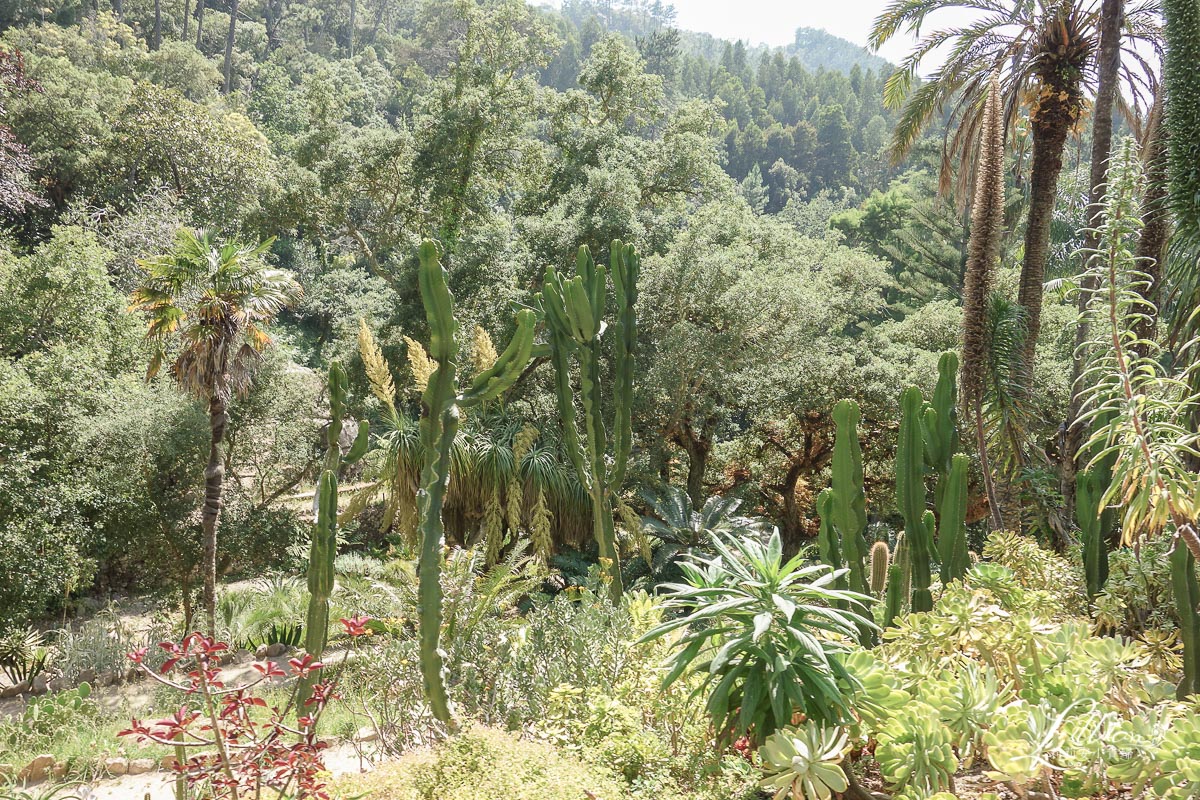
top-left (667, 0), bottom-right (975, 68)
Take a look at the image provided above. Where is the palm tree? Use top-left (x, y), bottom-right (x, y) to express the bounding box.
top-left (870, 0), bottom-right (1159, 387)
top-left (131, 230), bottom-right (300, 633)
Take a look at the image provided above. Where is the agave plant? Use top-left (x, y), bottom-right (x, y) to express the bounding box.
top-left (758, 723), bottom-right (850, 800)
top-left (636, 485), bottom-right (768, 580)
top-left (640, 528), bottom-right (873, 743)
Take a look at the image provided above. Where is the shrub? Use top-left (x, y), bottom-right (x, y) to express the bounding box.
top-left (335, 727), bottom-right (625, 800)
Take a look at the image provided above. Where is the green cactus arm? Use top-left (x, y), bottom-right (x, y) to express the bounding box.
top-left (883, 563), bottom-right (905, 628)
top-left (608, 241), bottom-right (638, 493)
top-left (418, 242), bottom-right (459, 362)
top-left (938, 454), bottom-right (970, 585)
top-left (910, 510), bottom-right (936, 614)
top-left (1076, 469), bottom-right (1110, 602)
top-left (463, 309), bottom-right (536, 404)
top-left (300, 467), bottom-right (338, 707)
top-left (345, 419), bottom-right (370, 465)
top-left (896, 387), bottom-right (928, 535)
top-left (816, 489), bottom-right (845, 575)
top-left (831, 399), bottom-right (869, 596)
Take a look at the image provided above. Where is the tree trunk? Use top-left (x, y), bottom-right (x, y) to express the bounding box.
top-left (195, 0), bottom-right (205, 49)
top-left (152, 0), bottom-right (161, 49)
top-left (182, 0), bottom-right (190, 42)
top-left (668, 416), bottom-right (712, 510)
top-left (1061, 0), bottom-right (1123, 519)
top-left (223, 0), bottom-right (238, 94)
top-left (1017, 93), bottom-right (1077, 388)
top-left (202, 395), bottom-right (228, 634)
top-left (348, 0), bottom-right (356, 55)
top-left (113, 0), bottom-right (123, 20)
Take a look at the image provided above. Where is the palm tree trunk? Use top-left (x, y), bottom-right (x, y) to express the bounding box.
top-left (152, 0), bottom-right (161, 49)
top-left (182, 0), bottom-right (190, 41)
top-left (1017, 96), bottom-right (1078, 387)
top-left (1061, 0), bottom-right (1123, 519)
top-left (222, 0), bottom-right (238, 94)
top-left (202, 394), bottom-right (228, 634)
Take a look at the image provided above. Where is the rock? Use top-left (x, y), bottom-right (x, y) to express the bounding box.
top-left (48, 677), bottom-right (68, 692)
top-left (99, 671), bottom-right (118, 687)
top-left (354, 726), bottom-right (378, 743)
top-left (104, 758), bottom-right (128, 776)
top-left (0, 681), bottom-right (28, 698)
top-left (19, 755), bottom-right (55, 782)
top-left (127, 758), bottom-right (156, 776)
top-left (125, 667), bottom-right (139, 682)
top-left (254, 644), bottom-right (270, 660)
top-left (51, 762), bottom-right (67, 778)
top-left (30, 675), bottom-right (48, 695)
top-left (77, 668), bottom-right (96, 684)
top-left (265, 643), bottom-right (287, 657)
top-left (161, 755), bottom-right (178, 771)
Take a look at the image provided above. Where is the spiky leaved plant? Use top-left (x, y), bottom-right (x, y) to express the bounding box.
top-left (541, 242), bottom-right (639, 600)
top-left (1076, 138), bottom-right (1200, 697)
top-left (411, 241), bottom-right (536, 722)
top-left (299, 362), bottom-right (368, 707)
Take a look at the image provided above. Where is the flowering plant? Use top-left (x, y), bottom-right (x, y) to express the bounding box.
top-left (119, 619), bottom-right (370, 800)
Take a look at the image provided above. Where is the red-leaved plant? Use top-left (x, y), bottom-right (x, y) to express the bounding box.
top-left (119, 618), bottom-right (371, 800)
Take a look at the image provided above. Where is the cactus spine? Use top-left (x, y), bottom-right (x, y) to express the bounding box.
top-left (938, 454), bottom-right (971, 584)
top-left (869, 541), bottom-right (890, 597)
top-left (541, 241), bottom-right (639, 601)
top-left (301, 361), bottom-right (369, 706)
top-left (415, 242), bottom-right (536, 722)
top-left (897, 386), bottom-right (935, 614)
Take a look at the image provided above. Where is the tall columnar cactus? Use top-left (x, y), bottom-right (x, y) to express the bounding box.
top-left (1075, 469), bottom-right (1110, 603)
top-left (829, 400), bottom-right (870, 596)
top-left (897, 387), bottom-right (935, 614)
top-left (1172, 543), bottom-right (1200, 699)
top-left (938, 454), bottom-right (971, 585)
top-left (415, 242), bottom-right (536, 722)
top-left (300, 361), bottom-right (369, 706)
top-left (541, 241), bottom-right (638, 601)
top-left (923, 352), bottom-right (960, 517)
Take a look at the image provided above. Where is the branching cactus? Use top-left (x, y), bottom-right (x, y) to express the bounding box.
top-left (884, 533), bottom-right (908, 628)
top-left (816, 489), bottom-right (847, 595)
top-left (541, 241), bottom-right (639, 601)
top-left (414, 242), bottom-right (536, 722)
top-left (300, 361), bottom-right (368, 706)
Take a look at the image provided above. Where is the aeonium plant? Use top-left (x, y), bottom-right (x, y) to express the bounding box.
top-left (119, 616), bottom-right (372, 800)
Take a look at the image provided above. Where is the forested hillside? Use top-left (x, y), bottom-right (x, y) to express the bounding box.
top-left (4, 0), bottom-right (1200, 797)
top-left (0, 0), bottom-right (921, 627)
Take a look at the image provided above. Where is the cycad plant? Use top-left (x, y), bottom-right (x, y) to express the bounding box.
top-left (636, 485), bottom-right (768, 581)
top-left (639, 528), bottom-right (873, 744)
top-left (1075, 138), bottom-right (1200, 696)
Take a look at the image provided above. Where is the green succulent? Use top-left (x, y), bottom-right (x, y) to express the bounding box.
top-left (875, 701), bottom-right (957, 798)
top-left (758, 723), bottom-right (850, 800)
top-left (1152, 712), bottom-right (1200, 798)
top-left (983, 700), bottom-right (1071, 795)
top-left (921, 663), bottom-right (1007, 765)
top-left (841, 649), bottom-right (910, 734)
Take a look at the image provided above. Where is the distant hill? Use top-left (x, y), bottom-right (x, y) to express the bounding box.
top-left (785, 27), bottom-right (891, 74)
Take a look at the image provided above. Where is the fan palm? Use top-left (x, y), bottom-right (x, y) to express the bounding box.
top-left (870, 0), bottom-right (1160, 386)
top-left (131, 229), bottom-right (300, 633)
